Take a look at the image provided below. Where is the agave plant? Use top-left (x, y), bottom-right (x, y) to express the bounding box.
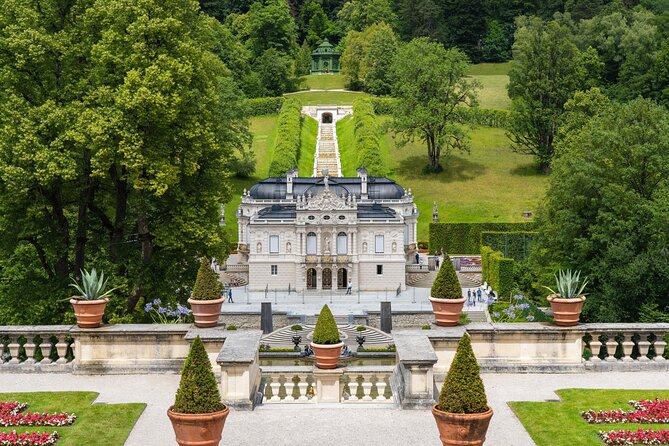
top-left (70, 269), bottom-right (116, 301)
top-left (544, 269), bottom-right (589, 299)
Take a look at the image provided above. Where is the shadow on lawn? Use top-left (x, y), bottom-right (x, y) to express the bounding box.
top-left (395, 154), bottom-right (487, 183)
top-left (509, 163), bottom-right (545, 177)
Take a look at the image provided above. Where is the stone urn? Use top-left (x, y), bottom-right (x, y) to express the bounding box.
top-left (167, 406), bottom-right (229, 446)
top-left (311, 342), bottom-right (343, 369)
top-left (432, 404), bottom-right (494, 446)
top-left (70, 298), bottom-right (109, 328)
top-left (188, 297), bottom-right (225, 328)
top-left (429, 297), bottom-right (467, 327)
top-left (547, 294), bottom-right (586, 327)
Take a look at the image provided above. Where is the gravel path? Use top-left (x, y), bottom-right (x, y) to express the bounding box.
top-left (3, 372), bottom-right (669, 445)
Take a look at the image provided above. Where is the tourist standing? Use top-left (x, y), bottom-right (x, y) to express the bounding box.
top-left (467, 289), bottom-right (472, 303)
top-left (346, 279), bottom-right (352, 295)
top-left (415, 252), bottom-right (420, 264)
top-left (227, 287), bottom-right (234, 303)
top-left (435, 256), bottom-right (440, 268)
top-left (477, 288), bottom-right (482, 302)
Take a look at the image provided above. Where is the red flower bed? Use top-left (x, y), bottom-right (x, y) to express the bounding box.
top-left (582, 399), bottom-right (669, 424)
top-left (599, 428), bottom-right (669, 445)
top-left (0, 401), bottom-right (75, 427)
top-left (0, 431), bottom-right (59, 446)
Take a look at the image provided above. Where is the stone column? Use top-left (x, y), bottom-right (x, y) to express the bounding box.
top-left (314, 368), bottom-right (343, 403)
top-left (261, 302), bottom-right (273, 334)
top-left (394, 334), bottom-right (438, 409)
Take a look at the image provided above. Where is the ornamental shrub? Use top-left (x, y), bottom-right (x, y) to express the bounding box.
top-left (312, 304), bottom-right (340, 345)
top-left (172, 336), bottom-right (225, 414)
top-left (437, 334), bottom-right (488, 414)
top-left (191, 258), bottom-right (222, 301)
top-left (430, 255), bottom-right (462, 299)
top-left (291, 324), bottom-right (303, 331)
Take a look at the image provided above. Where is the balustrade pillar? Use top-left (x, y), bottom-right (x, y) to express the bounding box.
top-left (297, 375), bottom-right (309, 401)
top-left (7, 336), bottom-right (20, 364)
top-left (588, 337), bottom-right (602, 362)
top-left (361, 377), bottom-right (373, 401)
top-left (284, 376), bottom-right (296, 402)
top-left (23, 337), bottom-right (36, 365)
top-left (621, 335), bottom-right (634, 362)
top-left (55, 336), bottom-right (69, 364)
top-left (654, 334), bottom-right (666, 361)
top-left (269, 379), bottom-right (281, 402)
top-left (638, 337), bottom-right (651, 361)
top-left (40, 336), bottom-right (54, 364)
top-left (348, 377), bottom-right (360, 401)
top-left (605, 338), bottom-right (619, 362)
top-left (375, 378), bottom-right (387, 401)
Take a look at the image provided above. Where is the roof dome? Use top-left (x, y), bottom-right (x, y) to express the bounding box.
top-left (312, 38), bottom-right (341, 56)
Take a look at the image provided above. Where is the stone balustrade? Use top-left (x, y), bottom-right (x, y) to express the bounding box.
top-left (260, 365), bottom-right (395, 404)
top-left (0, 326), bottom-right (74, 372)
top-left (223, 264), bottom-right (249, 273)
top-left (582, 323), bottom-right (669, 370)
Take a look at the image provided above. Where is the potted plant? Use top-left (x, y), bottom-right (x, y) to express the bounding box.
top-left (69, 268), bottom-right (115, 328)
top-left (311, 304), bottom-right (343, 369)
top-left (188, 258), bottom-right (225, 328)
top-left (429, 255), bottom-right (466, 326)
top-left (432, 334), bottom-right (493, 446)
top-left (168, 336), bottom-right (229, 446)
top-left (545, 269), bottom-right (588, 327)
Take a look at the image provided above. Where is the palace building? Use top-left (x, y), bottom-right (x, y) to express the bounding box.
top-left (236, 168), bottom-right (418, 292)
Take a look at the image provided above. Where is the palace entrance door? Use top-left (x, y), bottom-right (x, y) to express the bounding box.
top-left (322, 268), bottom-right (332, 289)
top-left (337, 268), bottom-right (347, 289)
top-left (307, 268), bottom-right (317, 289)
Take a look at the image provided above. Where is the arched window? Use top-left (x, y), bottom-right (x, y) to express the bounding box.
top-left (337, 232), bottom-right (348, 255)
top-left (306, 232), bottom-right (317, 254)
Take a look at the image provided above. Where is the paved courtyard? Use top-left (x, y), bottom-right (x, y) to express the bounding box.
top-left (4, 372), bottom-right (669, 445)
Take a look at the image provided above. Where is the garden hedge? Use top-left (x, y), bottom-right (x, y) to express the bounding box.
top-left (244, 96), bottom-right (285, 116)
top-left (173, 336), bottom-right (225, 414)
top-left (353, 98), bottom-right (385, 176)
top-left (268, 98), bottom-right (302, 176)
top-left (481, 246), bottom-right (515, 299)
top-left (429, 222), bottom-right (536, 255)
top-left (454, 107), bottom-right (510, 128)
top-left (438, 334), bottom-right (488, 414)
top-left (480, 231), bottom-right (537, 261)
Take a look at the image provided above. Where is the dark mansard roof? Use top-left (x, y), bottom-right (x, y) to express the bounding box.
top-left (248, 176), bottom-right (405, 200)
top-left (255, 202), bottom-right (398, 220)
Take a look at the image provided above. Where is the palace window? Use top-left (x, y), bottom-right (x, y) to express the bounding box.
top-left (375, 235), bottom-right (384, 253)
top-left (269, 235), bottom-right (279, 253)
top-left (376, 265), bottom-right (383, 275)
top-left (306, 232), bottom-right (317, 254)
top-left (337, 232), bottom-right (348, 255)
top-left (271, 265), bottom-right (278, 275)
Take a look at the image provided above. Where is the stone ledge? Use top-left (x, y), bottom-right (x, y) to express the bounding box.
top-left (217, 331), bottom-right (263, 365)
top-left (394, 334), bottom-right (437, 364)
top-left (70, 323), bottom-right (192, 335)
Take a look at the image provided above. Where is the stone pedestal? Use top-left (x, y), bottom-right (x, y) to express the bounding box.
top-left (218, 331), bottom-right (263, 410)
top-left (314, 368), bottom-right (344, 403)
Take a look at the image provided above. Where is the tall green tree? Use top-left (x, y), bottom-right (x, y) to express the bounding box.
top-left (389, 38), bottom-right (479, 172)
top-left (244, 0), bottom-right (298, 58)
top-left (536, 98), bottom-right (669, 322)
top-left (0, 0), bottom-right (248, 322)
top-left (337, 0), bottom-right (398, 32)
top-left (507, 17), bottom-right (587, 173)
top-left (441, 0), bottom-right (487, 62)
top-left (395, 0), bottom-right (444, 41)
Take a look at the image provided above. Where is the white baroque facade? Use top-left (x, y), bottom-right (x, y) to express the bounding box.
top-left (237, 169), bottom-right (418, 292)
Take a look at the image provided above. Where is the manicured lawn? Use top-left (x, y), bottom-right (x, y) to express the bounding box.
top-left (383, 121), bottom-right (547, 238)
top-left (298, 115), bottom-right (319, 176)
top-left (286, 90), bottom-right (369, 106)
top-left (471, 75), bottom-right (510, 110)
top-left (468, 62), bottom-right (511, 75)
top-left (223, 115), bottom-right (278, 241)
top-left (299, 74), bottom-right (347, 90)
top-left (337, 114), bottom-right (390, 177)
top-left (510, 389), bottom-right (669, 446)
top-left (0, 392), bottom-right (145, 446)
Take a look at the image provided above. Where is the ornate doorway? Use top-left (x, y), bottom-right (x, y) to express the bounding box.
top-left (307, 268), bottom-right (317, 289)
top-left (322, 268), bottom-right (332, 289)
top-left (322, 112), bottom-right (333, 124)
top-left (337, 268), bottom-right (347, 289)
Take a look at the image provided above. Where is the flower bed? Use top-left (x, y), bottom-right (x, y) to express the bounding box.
top-left (0, 401), bottom-right (75, 427)
top-left (0, 431), bottom-right (59, 446)
top-left (599, 428), bottom-right (669, 445)
top-left (582, 399), bottom-right (669, 424)
top-left (488, 293), bottom-right (551, 323)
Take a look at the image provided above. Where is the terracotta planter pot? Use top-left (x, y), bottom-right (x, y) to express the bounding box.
top-left (432, 404), bottom-right (494, 446)
top-left (70, 298), bottom-right (108, 328)
top-left (547, 294), bottom-right (586, 326)
top-left (167, 406), bottom-right (229, 446)
top-left (311, 342), bottom-right (343, 369)
top-left (429, 297), bottom-right (467, 327)
top-left (188, 297), bottom-right (225, 328)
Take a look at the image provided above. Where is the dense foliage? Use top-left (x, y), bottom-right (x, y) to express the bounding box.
top-left (173, 336), bottom-right (226, 414)
top-left (352, 99), bottom-right (385, 176)
top-left (430, 254), bottom-right (462, 299)
top-left (535, 98), bottom-right (669, 322)
top-left (481, 247), bottom-right (515, 299)
top-left (191, 258), bottom-right (222, 301)
top-left (429, 223), bottom-right (536, 255)
top-left (389, 38), bottom-right (479, 173)
top-left (244, 97), bottom-right (286, 116)
top-left (0, 0), bottom-right (248, 324)
top-left (268, 99), bottom-right (303, 176)
top-left (312, 304), bottom-right (341, 345)
top-left (437, 334), bottom-right (488, 414)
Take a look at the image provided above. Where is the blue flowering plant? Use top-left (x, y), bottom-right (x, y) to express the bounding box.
top-left (145, 298), bottom-right (193, 324)
top-left (489, 293), bottom-right (551, 323)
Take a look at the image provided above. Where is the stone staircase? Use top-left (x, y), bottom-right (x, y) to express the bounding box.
top-left (262, 324), bottom-right (393, 348)
top-left (314, 123), bottom-right (341, 177)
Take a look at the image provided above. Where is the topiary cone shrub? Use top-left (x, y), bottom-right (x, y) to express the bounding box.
top-left (168, 336), bottom-right (229, 446)
top-left (432, 334), bottom-right (493, 446)
top-left (429, 254), bottom-right (466, 326)
top-left (173, 336), bottom-right (225, 414)
top-left (311, 304), bottom-right (343, 369)
top-left (192, 258), bottom-right (222, 301)
top-left (431, 254), bottom-right (462, 299)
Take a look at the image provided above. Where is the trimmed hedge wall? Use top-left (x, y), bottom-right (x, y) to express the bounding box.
top-left (481, 246), bottom-right (515, 299)
top-left (455, 107), bottom-right (509, 128)
top-left (369, 96), bottom-right (396, 115)
top-left (480, 231), bottom-right (537, 261)
top-left (268, 98), bottom-right (302, 176)
top-left (244, 96), bottom-right (285, 116)
top-left (353, 98), bottom-right (385, 176)
top-left (429, 222), bottom-right (536, 255)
